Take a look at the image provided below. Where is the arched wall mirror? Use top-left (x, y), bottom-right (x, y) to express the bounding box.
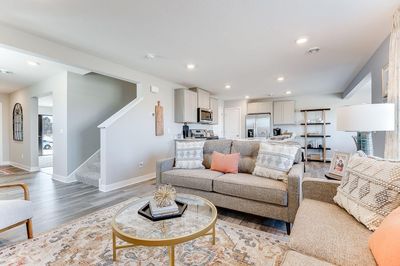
top-left (13, 103), bottom-right (23, 141)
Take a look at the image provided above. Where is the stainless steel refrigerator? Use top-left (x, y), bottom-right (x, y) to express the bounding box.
top-left (245, 114), bottom-right (271, 139)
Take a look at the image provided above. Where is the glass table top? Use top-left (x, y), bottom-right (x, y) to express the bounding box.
top-left (112, 194), bottom-right (217, 241)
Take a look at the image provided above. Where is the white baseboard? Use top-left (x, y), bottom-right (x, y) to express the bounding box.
top-left (0, 161), bottom-right (10, 166)
top-left (52, 173), bottom-right (77, 183)
top-left (9, 161), bottom-right (40, 172)
top-left (99, 172), bottom-right (155, 192)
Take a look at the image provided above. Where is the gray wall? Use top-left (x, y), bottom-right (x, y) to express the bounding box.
top-left (343, 36), bottom-right (390, 157)
top-left (67, 72), bottom-right (136, 174)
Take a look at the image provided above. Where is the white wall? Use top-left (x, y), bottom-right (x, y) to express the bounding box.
top-left (8, 72), bottom-right (68, 174)
top-left (38, 106), bottom-right (53, 115)
top-left (0, 93), bottom-right (9, 164)
top-left (67, 72), bottom-right (136, 174)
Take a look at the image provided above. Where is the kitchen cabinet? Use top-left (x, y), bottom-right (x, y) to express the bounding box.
top-left (174, 89), bottom-right (198, 123)
top-left (273, 101), bottom-right (295, 125)
top-left (190, 87), bottom-right (210, 109)
top-left (247, 102), bottom-right (273, 114)
top-left (210, 97), bottom-right (219, 124)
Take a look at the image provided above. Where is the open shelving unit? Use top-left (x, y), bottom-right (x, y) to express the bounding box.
top-left (300, 108), bottom-right (331, 162)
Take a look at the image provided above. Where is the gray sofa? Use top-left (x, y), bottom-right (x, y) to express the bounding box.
top-left (156, 139), bottom-right (304, 235)
top-left (281, 177), bottom-right (377, 265)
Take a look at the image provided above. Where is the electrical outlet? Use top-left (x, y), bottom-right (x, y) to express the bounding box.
top-left (21, 154), bottom-right (24, 159)
top-left (139, 161), bottom-right (144, 168)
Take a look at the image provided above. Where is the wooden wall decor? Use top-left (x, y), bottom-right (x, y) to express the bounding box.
top-left (13, 103), bottom-right (23, 141)
top-left (155, 101), bottom-right (164, 136)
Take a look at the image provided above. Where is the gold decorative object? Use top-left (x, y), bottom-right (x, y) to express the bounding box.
top-left (153, 185), bottom-right (176, 207)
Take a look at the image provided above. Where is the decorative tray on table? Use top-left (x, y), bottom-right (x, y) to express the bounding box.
top-left (138, 200), bottom-right (187, 221)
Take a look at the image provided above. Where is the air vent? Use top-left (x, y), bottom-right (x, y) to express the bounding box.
top-left (307, 47), bottom-right (320, 55)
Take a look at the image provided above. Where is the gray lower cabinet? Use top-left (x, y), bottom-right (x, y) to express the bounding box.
top-left (175, 88), bottom-right (198, 123)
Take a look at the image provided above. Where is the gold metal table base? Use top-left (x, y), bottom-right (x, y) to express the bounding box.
top-left (112, 224), bottom-right (216, 266)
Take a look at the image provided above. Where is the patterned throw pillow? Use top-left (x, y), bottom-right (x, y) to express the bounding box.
top-left (334, 152), bottom-right (400, 231)
top-left (175, 141), bottom-right (205, 169)
top-left (252, 142), bottom-right (300, 181)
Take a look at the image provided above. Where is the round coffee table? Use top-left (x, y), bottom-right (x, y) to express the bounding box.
top-left (111, 193), bottom-right (218, 266)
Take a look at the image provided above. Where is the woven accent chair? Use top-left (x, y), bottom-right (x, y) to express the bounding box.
top-left (0, 183), bottom-right (33, 239)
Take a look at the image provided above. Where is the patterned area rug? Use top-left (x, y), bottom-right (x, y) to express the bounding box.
top-left (0, 165), bottom-right (29, 176)
top-left (0, 199), bottom-right (288, 266)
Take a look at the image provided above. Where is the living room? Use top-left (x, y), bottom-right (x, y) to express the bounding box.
top-left (1, 1), bottom-right (400, 265)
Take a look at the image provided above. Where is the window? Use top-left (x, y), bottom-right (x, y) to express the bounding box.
top-left (13, 103), bottom-right (23, 141)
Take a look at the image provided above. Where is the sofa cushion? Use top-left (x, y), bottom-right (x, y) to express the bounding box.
top-left (290, 199), bottom-right (376, 266)
top-left (281, 251), bottom-right (334, 266)
top-left (202, 140), bottom-right (232, 169)
top-left (175, 141), bottom-right (205, 169)
top-left (334, 152), bottom-right (400, 231)
top-left (161, 169), bottom-right (224, 192)
top-left (210, 152), bottom-right (240, 174)
top-left (213, 173), bottom-right (288, 206)
top-left (0, 200), bottom-right (33, 229)
top-left (231, 140), bottom-right (260, 173)
top-left (253, 141), bottom-right (300, 181)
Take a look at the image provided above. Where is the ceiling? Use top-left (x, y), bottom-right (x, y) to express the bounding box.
top-left (0, 0), bottom-right (398, 99)
top-left (0, 47), bottom-right (66, 93)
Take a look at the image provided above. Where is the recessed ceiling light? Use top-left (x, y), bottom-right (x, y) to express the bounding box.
top-left (145, 53), bottom-right (156, 59)
top-left (277, 76), bottom-right (285, 82)
top-left (307, 47), bottom-right (320, 55)
top-left (296, 37), bottom-right (308, 45)
top-left (186, 63), bottom-right (196, 70)
top-left (225, 84), bottom-right (231, 89)
top-left (245, 95), bottom-right (250, 99)
top-left (286, 90), bottom-right (292, 95)
top-left (27, 61), bottom-right (40, 66)
top-left (0, 68), bottom-right (13, 74)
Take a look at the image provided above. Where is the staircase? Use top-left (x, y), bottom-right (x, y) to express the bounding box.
top-left (74, 150), bottom-right (101, 187)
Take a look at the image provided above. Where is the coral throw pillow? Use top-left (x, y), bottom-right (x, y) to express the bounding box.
top-left (210, 152), bottom-right (240, 174)
top-left (369, 206), bottom-right (400, 266)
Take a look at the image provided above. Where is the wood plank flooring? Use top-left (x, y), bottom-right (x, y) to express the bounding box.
top-left (0, 162), bottom-right (329, 248)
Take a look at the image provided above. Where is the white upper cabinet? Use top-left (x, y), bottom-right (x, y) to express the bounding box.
top-left (174, 89), bottom-right (198, 123)
top-left (273, 101), bottom-right (295, 125)
top-left (190, 88), bottom-right (210, 109)
top-left (247, 102), bottom-right (273, 114)
top-left (210, 97), bottom-right (219, 124)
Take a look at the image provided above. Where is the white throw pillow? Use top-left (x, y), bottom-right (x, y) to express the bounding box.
top-left (175, 141), bottom-right (205, 169)
top-left (334, 152), bottom-right (400, 231)
top-left (252, 142), bottom-right (300, 181)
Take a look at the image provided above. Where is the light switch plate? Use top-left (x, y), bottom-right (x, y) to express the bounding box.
top-left (150, 85), bottom-right (159, 94)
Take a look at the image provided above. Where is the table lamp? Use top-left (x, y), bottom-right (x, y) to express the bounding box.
top-left (336, 103), bottom-right (395, 155)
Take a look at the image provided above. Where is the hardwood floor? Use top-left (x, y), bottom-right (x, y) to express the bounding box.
top-left (0, 170), bottom-right (294, 247)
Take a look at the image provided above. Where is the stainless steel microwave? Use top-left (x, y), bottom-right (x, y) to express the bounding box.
top-left (197, 108), bottom-right (213, 123)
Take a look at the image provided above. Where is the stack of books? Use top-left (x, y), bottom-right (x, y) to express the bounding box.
top-left (149, 199), bottom-right (179, 218)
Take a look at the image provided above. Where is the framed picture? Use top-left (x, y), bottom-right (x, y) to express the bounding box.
top-left (329, 152), bottom-right (350, 177)
top-left (382, 63), bottom-right (389, 98)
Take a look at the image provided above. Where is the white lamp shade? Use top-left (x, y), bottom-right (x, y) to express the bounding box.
top-left (336, 103), bottom-right (395, 132)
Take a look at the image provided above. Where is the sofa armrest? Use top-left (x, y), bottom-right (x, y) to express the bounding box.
top-left (156, 157), bottom-right (175, 184)
top-left (302, 177), bottom-right (340, 204)
top-left (287, 163), bottom-right (304, 222)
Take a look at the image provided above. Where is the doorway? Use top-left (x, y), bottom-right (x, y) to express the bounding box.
top-left (224, 107), bottom-right (241, 139)
top-left (38, 95), bottom-right (53, 175)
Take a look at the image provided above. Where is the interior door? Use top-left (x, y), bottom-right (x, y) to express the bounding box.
top-left (224, 107), bottom-right (241, 139)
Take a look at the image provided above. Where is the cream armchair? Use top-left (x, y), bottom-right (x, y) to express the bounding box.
top-left (0, 183), bottom-right (33, 239)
